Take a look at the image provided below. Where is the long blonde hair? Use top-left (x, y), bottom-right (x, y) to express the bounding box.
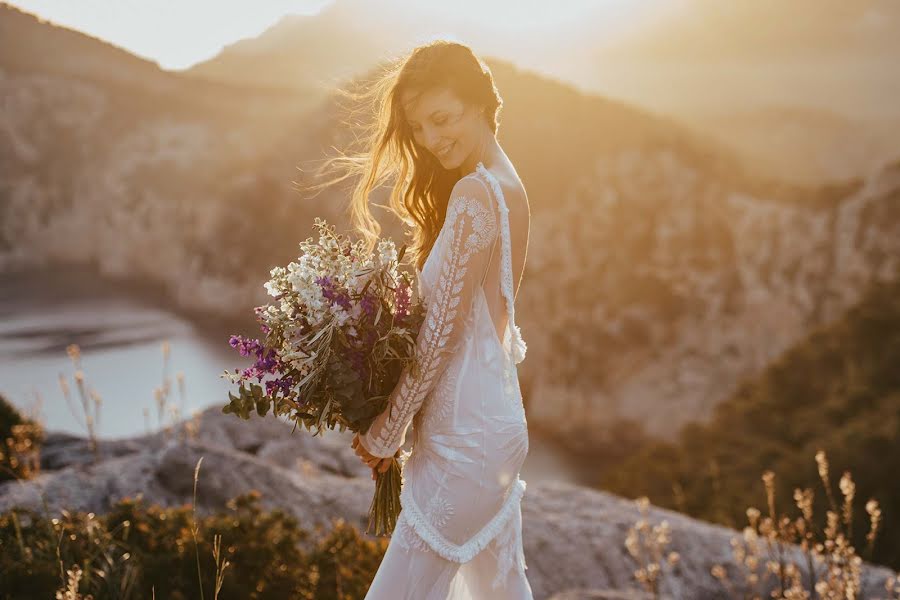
top-left (306, 39), bottom-right (503, 270)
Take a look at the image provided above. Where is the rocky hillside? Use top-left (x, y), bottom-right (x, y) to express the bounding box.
top-left (0, 4), bottom-right (338, 316)
top-left (594, 274), bottom-right (900, 568)
top-left (3, 3), bottom-right (899, 448)
top-left (0, 406), bottom-right (895, 599)
top-left (524, 156), bottom-right (900, 443)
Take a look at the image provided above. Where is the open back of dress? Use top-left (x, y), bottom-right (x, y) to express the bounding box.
top-left (361, 161), bottom-right (532, 599)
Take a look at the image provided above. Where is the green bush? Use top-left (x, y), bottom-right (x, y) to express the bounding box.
top-left (0, 393), bottom-right (43, 483)
top-left (0, 491), bottom-right (388, 599)
top-left (0, 393), bottom-right (23, 437)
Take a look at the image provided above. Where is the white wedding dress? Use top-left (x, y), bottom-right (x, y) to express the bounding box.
top-left (359, 160), bottom-right (533, 599)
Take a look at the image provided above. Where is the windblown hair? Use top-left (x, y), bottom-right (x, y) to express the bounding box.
top-left (305, 39), bottom-right (503, 270)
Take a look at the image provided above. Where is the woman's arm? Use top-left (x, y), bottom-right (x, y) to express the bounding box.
top-left (358, 174), bottom-right (498, 458)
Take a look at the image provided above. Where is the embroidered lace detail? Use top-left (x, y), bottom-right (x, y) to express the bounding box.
top-left (491, 504), bottom-right (528, 589)
top-left (474, 163), bottom-right (527, 364)
top-left (423, 367), bottom-right (456, 429)
top-left (399, 476), bottom-right (527, 564)
top-left (360, 176), bottom-right (499, 458)
top-left (394, 512), bottom-right (433, 554)
top-left (425, 494), bottom-right (455, 530)
top-left (393, 485), bottom-right (528, 589)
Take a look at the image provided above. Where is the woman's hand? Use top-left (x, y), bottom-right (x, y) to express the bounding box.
top-left (352, 433), bottom-right (393, 480)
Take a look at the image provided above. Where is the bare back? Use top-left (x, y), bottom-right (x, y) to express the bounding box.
top-left (477, 162), bottom-right (529, 344)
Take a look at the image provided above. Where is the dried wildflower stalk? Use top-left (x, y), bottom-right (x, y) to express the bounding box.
top-left (709, 449), bottom-right (893, 600)
top-left (60, 344), bottom-right (101, 463)
top-left (55, 564), bottom-right (94, 600)
top-left (625, 495), bottom-right (681, 598)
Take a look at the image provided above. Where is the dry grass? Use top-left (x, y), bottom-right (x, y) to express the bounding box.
top-left (625, 495), bottom-right (680, 598)
top-left (625, 449), bottom-right (899, 599)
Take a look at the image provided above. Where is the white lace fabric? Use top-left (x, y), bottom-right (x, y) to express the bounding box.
top-left (362, 162), bottom-right (532, 599)
top-left (361, 173), bottom-right (499, 458)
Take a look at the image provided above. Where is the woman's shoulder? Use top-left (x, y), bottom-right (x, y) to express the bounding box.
top-left (447, 173), bottom-right (497, 221)
top-left (451, 170), bottom-right (492, 200)
top-left (484, 162), bottom-right (527, 206)
top-left (450, 163), bottom-right (528, 234)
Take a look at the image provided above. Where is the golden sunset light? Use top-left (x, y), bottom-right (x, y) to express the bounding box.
top-left (1, 0), bottom-right (898, 597)
top-left (3, 0), bottom-right (660, 69)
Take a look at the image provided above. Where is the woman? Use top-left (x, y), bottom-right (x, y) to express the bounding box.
top-left (332, 39), bottom-right (532, 599)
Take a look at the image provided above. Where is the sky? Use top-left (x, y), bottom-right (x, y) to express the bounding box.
top-left (2, 0), bottom-right (333, 70)
top-left (2, 0), bottom-right (657, 70)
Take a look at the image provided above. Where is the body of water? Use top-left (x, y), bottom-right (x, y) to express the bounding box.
top-left (0, 267), bottom-right (590, 485)
top-left (0, 267), bottom-right (238, 439)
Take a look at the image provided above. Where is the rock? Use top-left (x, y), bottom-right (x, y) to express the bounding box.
top-left (38, 406), bottom-right (374, 479)
top-left (196, 409), bottom-right (371, 478)
top-left (39, 431), bottom-right (147, 471)
top-left (2, 406), bottom-right (897, 599)
top-left (5, 437), bottom-right (374, 536)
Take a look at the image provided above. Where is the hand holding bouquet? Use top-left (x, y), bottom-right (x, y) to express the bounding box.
top-left (221, 218), bottom-right (424, 535)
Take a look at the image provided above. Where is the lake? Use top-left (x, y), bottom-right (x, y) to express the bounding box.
top-left (0, 267), bottom-right (588, 485)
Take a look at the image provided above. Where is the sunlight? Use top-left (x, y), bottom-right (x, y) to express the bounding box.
top-left (2, 0), bottom-right (661, 70)
top-left (2, 0), bottom-right (332, 70)
top-left (420, 0), bottom-right (657, 31)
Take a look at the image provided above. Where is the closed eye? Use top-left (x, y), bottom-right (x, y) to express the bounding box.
top-left (408, 113), bottom-right (449, 131)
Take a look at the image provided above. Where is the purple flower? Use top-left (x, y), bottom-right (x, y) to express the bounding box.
top-left (265, 375), bottom-right (295, 397)
top-left (229, 335), bottom-right (284, 384)
top-left (228, 334), bottom-right (262, 358)
top-left (359, 294), bottom-right (377, 323)
top-left (395, 282), bottom-right (411, 319)
top-left (316, 276), bottom-right (351, 311)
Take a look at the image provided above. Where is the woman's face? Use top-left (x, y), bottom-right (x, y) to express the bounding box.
top-left (401, 86), bottom-right (482, 170)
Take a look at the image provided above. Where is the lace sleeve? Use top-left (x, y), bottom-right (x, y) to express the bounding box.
top-left (359, 174), bottom-right (498, 458)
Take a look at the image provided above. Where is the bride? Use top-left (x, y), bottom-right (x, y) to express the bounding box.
top-left (338, 39), bottom-right (532, 599)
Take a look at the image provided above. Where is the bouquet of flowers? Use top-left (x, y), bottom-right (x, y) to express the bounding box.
top-left (221, 218), bottom-right (424, 535)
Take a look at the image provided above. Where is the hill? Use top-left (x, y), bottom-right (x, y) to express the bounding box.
top-left (597, 274), bottom-right (900, 569)
top-left (2, 2), bottom-right (899, 449)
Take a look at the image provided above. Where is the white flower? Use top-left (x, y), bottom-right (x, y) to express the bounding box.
top-left (349, 302), bottom-right (363, 320)
top-left (286, 357), bottom-right (312, 375)
top-left (331, 304), bottom-right (351, 326)
top-left (287, 272), bottom-right (304, 292)
top-left (263, 279), bottom-right (280, 297)
top-left (376, 239), bottom-right (398, 267)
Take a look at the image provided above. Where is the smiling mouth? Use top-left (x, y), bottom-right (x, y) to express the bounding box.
top-left (436, 143), bottom-right (454, 158)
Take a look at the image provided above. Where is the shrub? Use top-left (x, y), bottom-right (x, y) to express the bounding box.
top-left (0, 393), bottom-right (43, 483)
top-left (0, 491), bottom-right (388, 599)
